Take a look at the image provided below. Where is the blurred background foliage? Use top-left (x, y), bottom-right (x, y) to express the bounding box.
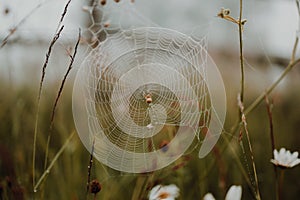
top-left (0, 0), bottom-right (300, 199)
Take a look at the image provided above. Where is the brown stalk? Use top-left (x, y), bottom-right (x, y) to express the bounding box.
top-left (32, 25), bottom-right (64, 189)
top-left (87, 137), bottom-right (96, 195)
top-left (265, 96), bottom-right (279, 200)
top-left (238, 96), bottom-right (261, 200)
top-left (33, 0), bottom-right (74, 191)
top-left (44, 28), bottom-right (81, 169)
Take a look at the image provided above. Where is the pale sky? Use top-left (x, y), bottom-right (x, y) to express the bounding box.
top-left (0, 0), bottom-right (298, 57)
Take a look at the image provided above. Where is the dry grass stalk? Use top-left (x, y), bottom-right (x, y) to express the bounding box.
top-left (32, 25), bottom-right (64, 190)
top-left (86, 137), bottom-right (96, 194)
top-left (265, 96), bottom-right (279, 200)
top-left (238, 95), bottom-right (261, 200)
top-left (33, 131), bottom-right (75, 192)
top-left (44, 28), bottom-right (81, 168)
top-left (32, 0), bottom-right (74, 192)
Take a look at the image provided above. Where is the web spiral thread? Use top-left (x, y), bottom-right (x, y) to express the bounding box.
top-left (73, 1), bottom-right (226, 173)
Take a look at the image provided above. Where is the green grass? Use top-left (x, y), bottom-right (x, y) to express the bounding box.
top-left (1, 1), bottom-right (300, 199)
top-left (0, 66), bottom-right (299, 199)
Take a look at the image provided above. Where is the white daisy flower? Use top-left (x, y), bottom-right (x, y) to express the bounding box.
top-left (202, 185), bottom-right (242, 200)
top-left (270, 148), bottom-right (300, 168)
top-left (225, 185), bottom-right (242, 200)
top-left (203, 193), bottom-right (216, 200)
top-left (149, 184), bottom-right (179, 200)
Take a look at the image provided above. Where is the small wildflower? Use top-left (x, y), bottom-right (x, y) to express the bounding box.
top-left (225, 185), bottom-right (242, 200)
top-left (203, 193), bottom-right (215, 200)
top-left (149, 184), bottom-right (179, 200)
top-left (271, 148), bottom-right (300, 168)
top-left (203, 185), bottom-right (242, 200)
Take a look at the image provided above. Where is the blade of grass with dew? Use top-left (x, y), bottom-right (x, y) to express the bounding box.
top-left (238, 95), bottom-right (261, 199)
top-left (34, 131), bottom-right (75, 192)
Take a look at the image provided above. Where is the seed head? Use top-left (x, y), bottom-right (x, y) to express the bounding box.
top-left (100, 0), bottom-right (106, 6)
top-left (90, 179), bottom-right (102, 194)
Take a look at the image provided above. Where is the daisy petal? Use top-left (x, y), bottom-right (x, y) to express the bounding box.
top-left (225, 185), bottom-right (242, 200)
top-left (290, 158), bottom-right (300, 168)
top-left (203, 193), bottom-right (216, 200)
top-left (273, 149), bottom-right (279, 160)
top-left (291, 152), bottom-right (299, 161)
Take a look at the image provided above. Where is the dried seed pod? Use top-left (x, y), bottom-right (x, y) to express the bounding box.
top-left (90, 179), bottom-right (101, 194)
top-left (100, 0), bottom-right (106, 6)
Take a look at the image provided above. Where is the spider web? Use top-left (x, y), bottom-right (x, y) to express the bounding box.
top-left (72, 0), bottom-right (226, 174)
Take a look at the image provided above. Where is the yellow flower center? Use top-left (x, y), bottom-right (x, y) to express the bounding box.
top-left (158, 192), bottom-right (170, 199)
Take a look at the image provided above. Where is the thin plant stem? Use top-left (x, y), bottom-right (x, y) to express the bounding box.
top-left (238, 1), bottom-right (260, 199)
top-left (242, 123), bottom-right (261, 200)
top-left (32, 25), bottom-right (64, 189)
top-left (293, 0), bottom-right (300, 62)
top-left (34, 131), bottom-right (75, 192)
top-left (226, 57), bottom-right (300, 140)
top-left (87, 137), bottom-right (96, 195)
top-left (278, 170), bottom-right (285, 200)
top-left (265, 96), bottom-right (275, 152)
top-left (291, 37), bottom-right (299, 63)
top-left (216, 2), bottom-right (299, 199)
top-left (131, 175), bottom-right (149, 200)
top-left (238, 97), bottom-right (261, 200)
top-left (33, 0), bottom-right (74, 191)
top-left (244, 58), bottom-right (300, 116)
top-left (44, 28), bottom-right (81, 170)
top-left (238, 0), bottom-right (245, 104)
top-left (42, 0), bottom-right (73, 170)
top-left (245, 0), bottom-right (300, 115)
top-left (224, 0), bottom-right (300, 134)
top-left (55, 0), bottom-right (72, 33)
top-left (216, 3), bottom-right (263, 195)
top-left (265, 96), bottom-right (279, 200)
